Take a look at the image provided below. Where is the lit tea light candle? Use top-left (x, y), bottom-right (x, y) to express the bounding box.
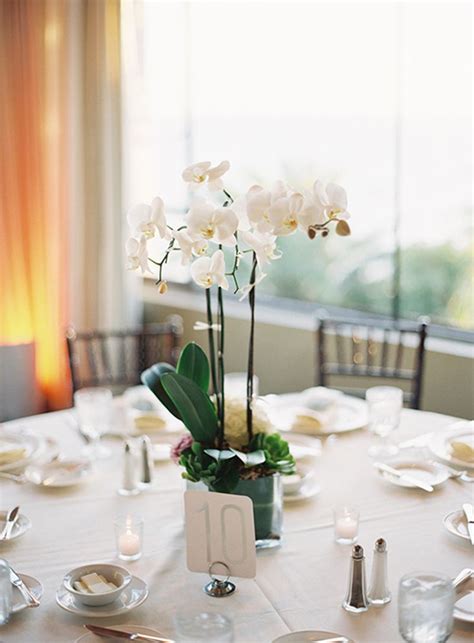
top-left (334, 507), bottom-right (359, 545)
top-left (115, 515), bottom-right (143, 561)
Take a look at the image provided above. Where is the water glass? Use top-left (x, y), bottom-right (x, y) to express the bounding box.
top-left (0, 559), bottom-right (12, 625)
top-left (224, 372), bottom-right (259, 399)
top-left (174, 611), bottom-right (234, 642)
top-left (399, 572), bottom-right (454, 642)
top-left (366, 386), bottom-right (403, 458)
top-left (334, 506), bottom-right (359, 545)
top-left (74, 387), bottom-right (113, 459)
top-left (114, 514), bottom-right (144, 561)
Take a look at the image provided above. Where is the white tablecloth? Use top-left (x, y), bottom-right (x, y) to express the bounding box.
top-left (1, 408), bottom-right (473, 643)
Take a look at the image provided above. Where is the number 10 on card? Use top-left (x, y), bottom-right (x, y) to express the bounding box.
top-left (184, 491), bottom-right (257, 579)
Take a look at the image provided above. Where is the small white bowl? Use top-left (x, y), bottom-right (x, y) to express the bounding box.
top-left (283, 469), bottom-right (314, 495)
top-left (63, 563), bottom-right (132, 607)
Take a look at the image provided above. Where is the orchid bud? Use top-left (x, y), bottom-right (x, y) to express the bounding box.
top-left (322, 229), bottom-right (329, 237)
top-left (336, 220), bottom-right (351, 236)
top-left (157, 280), bottom-right (168, 295)
top-left (307, 226), bottom-right (317, 240)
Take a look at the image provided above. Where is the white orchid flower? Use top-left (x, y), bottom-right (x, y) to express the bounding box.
top-left (173, 229), bottom-right (208, 265)
top-left (187, 200), bottom-right (238, 246)
top-left (240, 230), bottom-right (282, 268)
top-left (268, 192), bottom-right (306, 236)
top-left (245, 181), bottom-right (289, 234)
top-left (314, 181), bottom-right (350, 220)
top-left (182, 160), bottom-right (230, 191)
top-left (238, 269), bottom-right (267, 301)
top-left (127, 197), bottom-right (171, 240)
top-left (190, 249), bottom-right (229, 290)
top-left (125, 237), bottom-right (148, 273)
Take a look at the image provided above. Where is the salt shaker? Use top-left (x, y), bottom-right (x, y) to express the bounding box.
top-left (0, 558), bottom-right (12, 625)
top-left (118, 441), bottom-right (140, 496)
top-left (368, 538), bottom-right (391, 605)
top-left (342, 544), bottom-right (369, 613)
top-left (139, 436), bottom-right (153, 487)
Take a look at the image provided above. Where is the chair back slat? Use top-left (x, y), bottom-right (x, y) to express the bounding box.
top-left (66, 319), bottom-right (183, 396)
top-left (315, 314), bottom-right (428, 409)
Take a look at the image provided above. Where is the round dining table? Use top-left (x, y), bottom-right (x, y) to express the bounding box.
top-left (0, 404), bottom-right (472, 643)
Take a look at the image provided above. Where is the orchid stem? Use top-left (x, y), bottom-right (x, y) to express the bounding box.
top-left (246, 252), bottom-right (257, 442)
top-left (217, 282), bottom-right (225, 448)
top-left (205, 289), bottom-right (221, 427)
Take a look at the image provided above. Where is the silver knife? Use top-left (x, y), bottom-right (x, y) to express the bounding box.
top-left (462, 503), bottom-right (474, 545)
top-left (84, 624), bottom-right (174, 642)
top-left (374, 462), bottom-right (434, 492)
top-left (0, 506), bottom-right (20, 540)
top-left (9, 566), bottom-right (40, 607)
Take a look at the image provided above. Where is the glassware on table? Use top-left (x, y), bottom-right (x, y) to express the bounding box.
top-left (74, 387), bottom-right (113, 459)
top-left (114, 514), bottom-right (143, 561)
top-left (334, 506), bottom-right (359, 545)
top-left (398, 572), bottom-right (455, 643)
top-left (0, 559), bottom-right (12, 625)
top-left (174, 611), bottom-right (234, 642)
top-left (224, 372), bottom-right (259, 399)
top-left (366, 386), bottom-right (403, 458)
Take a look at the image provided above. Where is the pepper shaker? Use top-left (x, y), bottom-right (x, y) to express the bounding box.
top-left (118, 441), bottom-right (140, 496)
top-left (139, 435), bottom-right (154, 487)
top-left (368, 538), bottom-right (391, 605)
top-left (342, 544), bottom-right (369, 613)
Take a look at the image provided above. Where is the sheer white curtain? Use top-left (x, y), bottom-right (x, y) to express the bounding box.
top-left (68, 0), bottom-right (140, 332)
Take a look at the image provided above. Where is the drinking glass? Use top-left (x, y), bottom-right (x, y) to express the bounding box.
top-left (174, 611), bottom-right (234, 642)
top-left (399, 572), bottom-right (454, 642)
top-left (366, 386), bottom-right (403, 458)
top-left (334, 506), bottom-right (359, 545)
top-left (74, 387), bottom-right (113, 459)
top-left (224, 372), bottom-right (259, 399)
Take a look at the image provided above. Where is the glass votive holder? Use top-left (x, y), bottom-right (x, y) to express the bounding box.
top-left (334, 506), bottom-right (359, 545)
top-left (174, 611), bottom-right (234, 643)
top-left (114, 514), bottom-right (143, 561)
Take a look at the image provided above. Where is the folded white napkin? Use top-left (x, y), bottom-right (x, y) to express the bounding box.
top-left (0, 441), bottom-right (26, 465)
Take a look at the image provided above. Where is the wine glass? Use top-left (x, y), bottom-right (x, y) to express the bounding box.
top-left (74, 387), bottom-right (113, 459)
top-left (366, 386), bottom-right (403, 458)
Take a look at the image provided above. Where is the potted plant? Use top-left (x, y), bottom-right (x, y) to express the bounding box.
top-left (127, 160), bottom-right (351, 547)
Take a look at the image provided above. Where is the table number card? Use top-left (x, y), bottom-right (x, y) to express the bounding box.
top-left (184, 490), bottom-right (256, 579)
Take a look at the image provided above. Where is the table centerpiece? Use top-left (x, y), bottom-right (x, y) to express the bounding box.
top-left (126, 160), bottom-right (352, 547)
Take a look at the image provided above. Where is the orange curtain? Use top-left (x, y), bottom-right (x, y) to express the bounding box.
top-left (0, 0), bottom-right (70, 409)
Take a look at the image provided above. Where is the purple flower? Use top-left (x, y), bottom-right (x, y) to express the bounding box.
top-left (171, 433), bottom-right (194, 464)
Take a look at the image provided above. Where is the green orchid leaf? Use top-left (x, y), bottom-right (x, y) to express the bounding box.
top-left (204, 449), bottom-right (236, 461)
top-left (161, 372), bottom-right (218, 444)
top-left (141, 362), bottom-right (181, 419)
top-left (177, 342), bottom-right (210, 393)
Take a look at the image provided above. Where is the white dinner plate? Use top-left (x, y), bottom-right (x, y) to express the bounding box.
top-left (0, 510), bottom-right (31, 541)
top-left (443, 510), bottom-right (471, 541)
top-left (454, 590), bottom-right (474, 623)
top-left (284, 479), bottom-right (321, 504)
top-left (428, 421), bottom-right (474, 470)
top-left (11, 574), bottom-right (43, 613)
top-left (76, 624), bottom-right (166, 643)
top-left (273, 631), bottom-right (354, 643)
top-left (377, 459), bottom-right (449, 489)
top-left (56, 575), bottom-right (148, 617)
top-left (25, 459), bottom-right (92, 487)
top-left (267, 394), bottom-right (368, 435)
top-left (0, 429), bottom-right (42, 472)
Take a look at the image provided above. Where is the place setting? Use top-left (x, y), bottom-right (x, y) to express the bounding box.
top-left (0, 506), bottom-right (31, 543)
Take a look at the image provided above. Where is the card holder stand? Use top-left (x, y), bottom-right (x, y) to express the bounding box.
top-left (203, 561), bottom-right (236, 597)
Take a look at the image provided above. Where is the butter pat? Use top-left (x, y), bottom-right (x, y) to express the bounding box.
top-left (80, 572), bottom-right (116, 594)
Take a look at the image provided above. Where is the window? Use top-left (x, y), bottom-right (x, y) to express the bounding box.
top-left (122, 2), bottom-right (473, 339)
